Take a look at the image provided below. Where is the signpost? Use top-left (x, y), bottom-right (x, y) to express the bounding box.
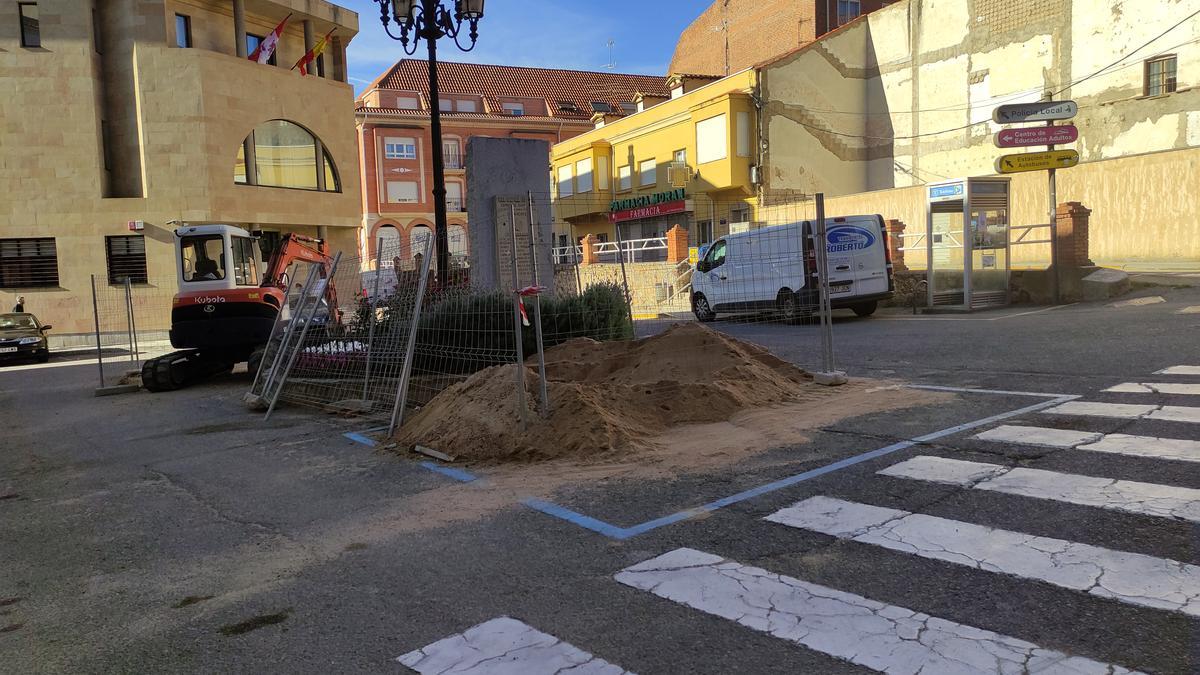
top-left (994, 149), bottom-right (1079, 174)
top-left (992, 100), bottom-right (1077, 124)
top-left (994, 125), bottom-right (1078, 148)
top-left (992, 98), bottom-right (1080, 306)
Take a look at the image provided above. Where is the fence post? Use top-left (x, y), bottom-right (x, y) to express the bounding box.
top-left (254, 263), bottom-right (320, 398)
top-left (123, 277), bottom-right (136, 364)
top-left (611, 220), bottom-right (635, 328)
top-left (527, 191), bottom-right (550, 418)
top-left (389, 234), bottom-right (435, 436)
top-left (813, 193), bottom-right (845, 385)
top-left (362, 236), bottom-right (385, 402)
top-left (567, 221), bottom-right (582, 296)
top-left (508, 203), bottom-right (529, 429)
top-left (91, 274), bottom-right (105, 387)
top-left (265, 254), bottom-right (341, 420)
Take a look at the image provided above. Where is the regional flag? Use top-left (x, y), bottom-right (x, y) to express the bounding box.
top-left (249, 14), bottom-right (291, 64)
top-left (293, 29), bottom-right (335, 76)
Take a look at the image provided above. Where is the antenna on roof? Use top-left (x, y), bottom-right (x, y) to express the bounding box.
top-left (604, 39), bottom-right (616, 70)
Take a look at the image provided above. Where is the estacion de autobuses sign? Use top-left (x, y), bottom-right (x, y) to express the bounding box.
top-left (608, 188), bottom-right (687, 223)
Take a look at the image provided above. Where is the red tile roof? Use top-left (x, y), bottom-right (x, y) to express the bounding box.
top-left (361, 59), bottom-right (671, 121)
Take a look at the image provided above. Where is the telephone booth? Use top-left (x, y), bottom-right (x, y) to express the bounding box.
top-left (925, 177), bottom-right (1011, 309)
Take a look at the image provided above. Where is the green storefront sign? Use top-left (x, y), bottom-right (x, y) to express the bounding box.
top-left (609, 188), bottom-right (686, 212)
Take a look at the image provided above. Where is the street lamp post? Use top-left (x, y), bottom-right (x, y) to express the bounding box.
top-left (374, 0), bottom-right (484, 286)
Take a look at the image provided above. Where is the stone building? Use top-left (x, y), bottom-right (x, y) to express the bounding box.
top-left (0, 0), bottom-right (360, 334)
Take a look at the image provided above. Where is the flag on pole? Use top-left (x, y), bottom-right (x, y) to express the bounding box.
top-left (293, 29), bottom-right (335, 76)
top-left (249, 14), bottom-right (291, 64)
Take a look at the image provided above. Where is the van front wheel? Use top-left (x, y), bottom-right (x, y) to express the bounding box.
top-left (852, 300), bottom-right (878, 317)
top-left (693, 294), bottom-right (716, 322)
top-left (776, 290), bottom-right (803, 324)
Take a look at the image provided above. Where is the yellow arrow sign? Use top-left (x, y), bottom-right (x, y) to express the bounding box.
top-left (995, 149), bottom-right (1080, 174)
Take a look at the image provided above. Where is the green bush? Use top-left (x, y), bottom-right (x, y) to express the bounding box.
top-left (410, 281), bottom-right (632, 375)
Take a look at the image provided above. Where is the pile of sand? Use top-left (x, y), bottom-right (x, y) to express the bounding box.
top-left (394, 323), bottom-right (823, 463)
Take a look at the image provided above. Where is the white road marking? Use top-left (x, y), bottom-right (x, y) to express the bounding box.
top-left (1155, 366), bottom-right (1200, 375)
top-left (975, 425), bottom-right (1200, 463)
top-left (880, 455), bottom-right (1200, 523)
top-left (1104, 382), bottom-right (1200, 395)
top-left (616, 548), bottom-right (1138, 675)
top-left (1044, 401), bottom-right (1159, 418)
top-left (767, 496), bottom-right (1200, 616)
top-left (1175, 306), bottom-right (1200, 314)
top-left (1081, 433), bottom-right (1200, 463)
top-left (397, 617), bottom-right (631, 675)
top-left (973, 424), bottom-right (1101, 447)
top-left (1109, 296), bottom-right (1165, 308)
top-left (1147, 406), bottom-right (1200, 423)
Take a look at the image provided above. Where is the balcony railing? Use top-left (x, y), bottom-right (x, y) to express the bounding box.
top-left (552, 236), bottom-right (668, 265)
top-left (445, 197), bottom-right (464, 212)
top-left (444, 150), bottom-right (463, 170)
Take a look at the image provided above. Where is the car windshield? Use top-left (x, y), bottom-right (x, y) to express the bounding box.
top-left (0, 314), bottom-right (38, 330)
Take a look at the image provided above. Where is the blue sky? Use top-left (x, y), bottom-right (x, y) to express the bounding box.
top-left (339, 0), bottom-right (709, 91)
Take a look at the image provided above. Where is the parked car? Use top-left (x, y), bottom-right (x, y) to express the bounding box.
top-left (691, 215), bottom-right (894, 322)
top-left (0, 313), bottom-right (51, 363)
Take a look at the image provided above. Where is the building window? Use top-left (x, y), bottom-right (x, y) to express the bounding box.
top-left (235, 120), bottom-right (340, 192)
top-left (456, 99), bottom-right (478, 113)
top-left (557, 165), bottom-right (573, 197)
top-left (439, 98), bottom-right (453, 111)
top-left (736, 111), bottom-right (751, 157)
top-left (19, 3), bottom-right (40, 48)
top-left (620, 102), bottom-right (637, 114)
top-left (617, 165), bottom-right (632, 191)
top-left (105, 236), bottom-right (148, 285)
top-left (674, 149), bottom-right (687, 164)
top-left (837, 0), bottom-right (861, 25)
top-left (1145, 56), bottom-right (1178, 96)
top-left (410, 225), bottom-right (433, 259)
top-left (502, 102), bottom-right (525, 116)
top-left (443, 139), bottom-right (462, 169)
top-left (174, 13), bottom-right (191, 48)
top-left (387, 180), bottom-right (419, 203)
top-left (575, 158), bottom-right (593, 193)
top-left (0, 238), bottom-right (57, 288)
top-left (591, 102), bottom-right (612, 113)
top-left (445, 182), bottom-right (463, 211)
top-left (246, 33), bottom-right (277, 65)
top-left (385, 138), bottom-right (417, 160)
top-left (639, 159), bottom-right (657, 186)
top-left (696, 114), bottom-right (728, 164)
top-left (396, 95), bottom-right (420, 110)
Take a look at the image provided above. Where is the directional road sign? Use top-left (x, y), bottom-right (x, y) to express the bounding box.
top-left (994, 124), bottom-right (1079, 148)
top-left (992, 100), bottom-right (1078, 124)
top-left (995, 149), bottom-right (1079, 174)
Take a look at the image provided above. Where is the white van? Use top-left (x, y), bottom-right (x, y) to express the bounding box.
top-left (691, 215), bottom-right (894, 322)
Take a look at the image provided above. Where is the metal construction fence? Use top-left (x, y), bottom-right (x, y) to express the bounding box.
top-left (87, 274), bottom-right (177, 388)
top-left (262, 194), bottom-right (862, 433)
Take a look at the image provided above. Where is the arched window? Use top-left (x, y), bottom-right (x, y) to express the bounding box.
top-left (448, 225), bottom-right (468, 258)
top-left (375, 224), bottom-right (401, 257)
top-left (410, 225), bottom-right (433, 259)
top-left (235, 120), bottom-right (340, 192)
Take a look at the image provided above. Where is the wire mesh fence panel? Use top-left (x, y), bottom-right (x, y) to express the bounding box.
top-left (86, 273), bottom-right (179, 386)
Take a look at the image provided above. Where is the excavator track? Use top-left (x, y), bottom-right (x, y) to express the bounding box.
top-left (141, 349), bottom-right (237, 392)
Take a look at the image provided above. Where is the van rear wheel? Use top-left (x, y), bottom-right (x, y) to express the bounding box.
top-left (776, 290), bottom-right (803, 325)
top-left (693, 294), bottom-right (716, 322)
top-left (852, 300), bottom-right (878, 317)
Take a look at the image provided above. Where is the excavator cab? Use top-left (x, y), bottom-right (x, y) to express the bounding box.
top-left (176, 224), bottom-right (263, 290)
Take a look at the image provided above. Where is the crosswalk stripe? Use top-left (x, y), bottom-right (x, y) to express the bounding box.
top-left (1044, 401), bottom-right (1200, 422)
top-left (1104, 382), bottom-right (1200, 395)
top-left (616, 548), bottom-right (1139, 674)
top-left (879, 455), bottom-right (1200, 523)
top-left (1155, 366), bottom-right (1200, 375)
top-left (1148, 406), bottom-right (1200, 423)
top-left (766, 496), bottom-right (1200, 617)
top-left (397, 617), bottom-right (632, 674)
top-left (973, 424), bottom-right (1101, 447)
top-left (973, 424), bottom-right (1200, 463)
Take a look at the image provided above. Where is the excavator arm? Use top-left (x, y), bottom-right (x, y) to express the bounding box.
top-left (262, 232), bottom-right (341, 324)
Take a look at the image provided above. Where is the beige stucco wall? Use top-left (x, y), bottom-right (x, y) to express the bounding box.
top-left (759, 0), bottom-right (1200, 265)
top-left (0, 1), bottom-right (361, 333)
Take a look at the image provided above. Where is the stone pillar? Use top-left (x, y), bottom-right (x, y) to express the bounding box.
top-left (580, 233), bottom-right (599, 266)
top-left (233, 0), bottom-right (247, 58)
top-left (303, 19), bottom-right (314, 68)
top-left (885, 219), bottom-right (907, 272)
top-left (666, 224), bottom-right (689, 263)
top-left (1055, 202), bottom-right (1093, 269)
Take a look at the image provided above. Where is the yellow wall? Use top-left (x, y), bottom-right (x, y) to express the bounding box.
top-left (551, 70), bottom-right (761, 240)
top-left (0, 1), bottom-right (361, 333)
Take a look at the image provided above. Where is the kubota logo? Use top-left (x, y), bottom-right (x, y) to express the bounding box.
top-left (194, 296), bottom-right (226, 304)
top-left (827, 226), bottom-right (876, 253)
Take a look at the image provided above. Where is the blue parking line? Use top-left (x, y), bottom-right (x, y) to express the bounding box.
top-left (343, 431), bottom-right (377, 447)
top-left (420, 461), bottom-right (478, 483)
top-left (525, 393), bottom-right (1079, 540)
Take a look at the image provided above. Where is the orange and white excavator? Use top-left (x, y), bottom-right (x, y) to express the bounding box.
top-left (141, 224), bottom-right (340, 392)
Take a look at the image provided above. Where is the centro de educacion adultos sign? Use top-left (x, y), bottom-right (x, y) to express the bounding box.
top-left (609, 188), bottom-right (687, 223)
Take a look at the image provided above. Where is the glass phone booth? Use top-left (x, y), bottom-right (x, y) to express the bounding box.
top-left (925, 177), bottom-right (1011, 310)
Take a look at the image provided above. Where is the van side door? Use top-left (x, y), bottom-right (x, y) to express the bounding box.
top-left (699, 239), bottom-right (729, 308)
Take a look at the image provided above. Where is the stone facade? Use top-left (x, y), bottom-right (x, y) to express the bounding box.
top-left (0, 0), bottom-right (360, 333)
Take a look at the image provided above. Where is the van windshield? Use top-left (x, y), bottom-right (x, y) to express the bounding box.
top-left (705, 240), bottom-right (727, 268)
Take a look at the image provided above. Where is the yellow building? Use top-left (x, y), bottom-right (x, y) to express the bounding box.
top-left (0, 0), bottom-right (360, 335)
top-left (551, 70), bottom-right (760, 254)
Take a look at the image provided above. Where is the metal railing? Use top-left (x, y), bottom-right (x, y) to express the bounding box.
top-left (597, 237), bottom-right (668, 263)
top-left (1010, 223), bottom-right (1053, 246)
top-left (552, 245), bottom-right (583, 265)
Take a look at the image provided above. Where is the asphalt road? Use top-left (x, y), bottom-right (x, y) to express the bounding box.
top-left (2, 285), bottom-right (1199, 674)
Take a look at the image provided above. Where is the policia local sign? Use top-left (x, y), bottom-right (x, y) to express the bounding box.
top-left (609, 188), bottom-right (687, 223)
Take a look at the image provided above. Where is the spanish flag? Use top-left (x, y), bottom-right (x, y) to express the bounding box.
top-left (293, 29), bottom-right (335, 76)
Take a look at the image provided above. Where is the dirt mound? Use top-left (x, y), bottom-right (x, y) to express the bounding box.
top-left (395, 323), bottom-right (828, 463)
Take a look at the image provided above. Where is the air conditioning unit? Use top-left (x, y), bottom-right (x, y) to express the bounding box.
top-left (667, 161), bottom-right (691, 187)
top-left (749, 164), bottom-right (762, 185)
